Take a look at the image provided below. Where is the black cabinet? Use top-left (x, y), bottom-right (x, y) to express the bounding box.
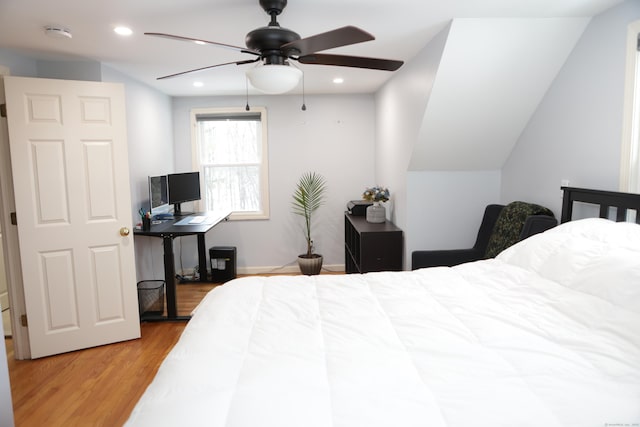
top-left (344, 213), bottom-right (403, 273)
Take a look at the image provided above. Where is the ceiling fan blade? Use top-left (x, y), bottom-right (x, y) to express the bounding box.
top-left (282, 26), bottom-right (374, 56)
top-left (297, 54), bottom-right (403, 71)
top-left (145, 32), bottom-right (260, 56)
top-left (157, 58), bottom-right (260, 80)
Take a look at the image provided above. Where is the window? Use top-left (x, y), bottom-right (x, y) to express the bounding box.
top-left (620, 21), bottom-right (640, 193)
top-left (191, 107), bottom-right (269, 220)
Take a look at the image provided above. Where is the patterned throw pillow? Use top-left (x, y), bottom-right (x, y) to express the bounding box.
top-left (484, 201), bottom-right (554, 258)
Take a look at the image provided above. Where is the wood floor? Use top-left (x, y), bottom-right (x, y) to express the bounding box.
top-left (4, 281), bottom-right (219, 427)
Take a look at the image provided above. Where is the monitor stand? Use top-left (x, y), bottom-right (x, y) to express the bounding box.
top-left (173, 203), bottom-right (194, 217)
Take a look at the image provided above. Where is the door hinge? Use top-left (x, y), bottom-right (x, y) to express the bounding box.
top-left (10, 212), bottom-right (17, 225)
top-left (0, 103), bottom-right (6, 118)
top-left (20, 314), bottom-right (28, 327)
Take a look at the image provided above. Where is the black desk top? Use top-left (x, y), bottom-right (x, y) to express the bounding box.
top-left (134, 211), bottom-right (231, 237)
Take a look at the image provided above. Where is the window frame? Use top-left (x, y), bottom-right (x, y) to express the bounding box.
top-left (190, 106), bottom-right (270, 220)
top-left (619, 20), bottom-right (640, 193)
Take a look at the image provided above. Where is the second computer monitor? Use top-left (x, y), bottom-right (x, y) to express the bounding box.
top-left (167, 171), bottom-right (201, 215)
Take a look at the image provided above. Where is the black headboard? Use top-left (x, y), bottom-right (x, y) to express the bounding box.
top-left (561, 187), bottom-right (640, 224)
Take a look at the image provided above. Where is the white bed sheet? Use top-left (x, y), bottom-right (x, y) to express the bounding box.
top-left (126, 218), bottom-right (640, 427)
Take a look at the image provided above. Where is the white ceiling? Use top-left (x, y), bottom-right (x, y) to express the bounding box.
top-left (0, 0), bottom-right (623, 97)
top-left (409, 18), bottom-right (590, 171)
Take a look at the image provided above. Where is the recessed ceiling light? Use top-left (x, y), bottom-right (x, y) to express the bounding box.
top-left (114, 26), bottom-right (133, 36)
top-left (193, 81), bottom-right (204, 87)
top-left (194, 40), bottom-right (206, 45)
top-left (333, 77), bottom-right (344, 84)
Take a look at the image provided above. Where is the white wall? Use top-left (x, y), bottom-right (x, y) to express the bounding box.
top-left (502, 0), bottom-right (640, 217)
top-left (0, 49), bottom-right (37, 77)
top-left (170, 94), bottom-right (376, 272)
top-left (407, 171), bottom-right (501, 257)
top-left (376, 24), bottom-right (504, 268)
top-left (37, 59), bottom-right (102, 82)
top-left (375, 24), bottom-right (451, 235)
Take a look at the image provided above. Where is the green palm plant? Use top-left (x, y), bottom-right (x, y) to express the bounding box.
top-left (292, 171), bottom-right (327, 257)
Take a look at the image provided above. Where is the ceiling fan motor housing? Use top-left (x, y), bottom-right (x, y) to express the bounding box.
top-left (245, 26), bottom-right (301, 64)
top-left (260, 0), bottom-right (287, 15)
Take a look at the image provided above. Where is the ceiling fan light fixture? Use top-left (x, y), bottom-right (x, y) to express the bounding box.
top-left (246, 64), bottom-right (302, 94)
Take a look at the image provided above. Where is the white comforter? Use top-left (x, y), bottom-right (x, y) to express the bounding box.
top-left (126, 218), bottom-right (640, 427)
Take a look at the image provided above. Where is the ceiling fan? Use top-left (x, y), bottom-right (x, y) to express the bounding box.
top-left (145, 0), bottom-right (404, 93)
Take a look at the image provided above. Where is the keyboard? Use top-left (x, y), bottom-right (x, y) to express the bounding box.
top-left (188, 216), bottom-right (206, 224)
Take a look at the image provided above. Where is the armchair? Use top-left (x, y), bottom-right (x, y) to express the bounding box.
top-left (411, 201), bottom-right (557, 269)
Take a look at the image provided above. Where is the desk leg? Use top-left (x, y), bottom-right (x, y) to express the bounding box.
top-left (197, 234), bottom-right (208, 282)
top-left (163, 235), bottom-right (178, 319)
top-left (141, 235), bottom-right (189, 322)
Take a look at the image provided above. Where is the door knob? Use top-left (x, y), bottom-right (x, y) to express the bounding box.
top-left (119, 227), bottom-right (130, 237)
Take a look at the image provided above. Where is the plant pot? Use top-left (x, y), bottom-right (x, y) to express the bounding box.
top-left (297, 254), bottom-right (323, 275)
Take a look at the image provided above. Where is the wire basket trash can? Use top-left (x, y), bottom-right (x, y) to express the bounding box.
top-left (137, 280), bottom-right (165, 316)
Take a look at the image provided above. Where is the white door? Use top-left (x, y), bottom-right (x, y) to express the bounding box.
top-left (4, 76), bottom-right (140, 358)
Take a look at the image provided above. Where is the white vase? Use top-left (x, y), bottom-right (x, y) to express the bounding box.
top-left (366, 202), bottom-right (386, 223)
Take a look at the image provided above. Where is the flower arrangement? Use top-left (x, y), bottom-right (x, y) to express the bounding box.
top-left (362, 186), bottom-right (390, 203)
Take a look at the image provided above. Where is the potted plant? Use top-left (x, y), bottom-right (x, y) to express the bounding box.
top-left (292, 171), bottom-right (327, 275)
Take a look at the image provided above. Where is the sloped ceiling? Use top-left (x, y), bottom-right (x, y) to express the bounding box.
top-left (408, 18), bottom-right (590, 171)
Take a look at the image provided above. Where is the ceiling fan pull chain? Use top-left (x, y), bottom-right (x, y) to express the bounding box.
top-left (301, 71), bottom-right (306, 111)
top-left (245, 77), bottom-right (251, 111)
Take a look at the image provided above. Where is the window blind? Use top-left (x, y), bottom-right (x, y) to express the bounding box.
top-left (195, 113), bottom-right (261, 122)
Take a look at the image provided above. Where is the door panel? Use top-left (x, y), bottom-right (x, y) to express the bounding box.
top-left (4, 76), bottom-right (140, 358)
top-left (32, 140), bottom-right (69, 223)
top-left (40, 249), bottom-right (78, 331)
top-left (91, 244), bottom-right (126, 322)
top-left (85, 141), bottom-right (116, 219)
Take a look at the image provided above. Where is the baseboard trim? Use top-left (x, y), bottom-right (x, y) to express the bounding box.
top-left (237, 264), bottom-right (345, 275)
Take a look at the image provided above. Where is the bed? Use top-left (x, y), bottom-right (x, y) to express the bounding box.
top-left (126, 187), bottom-right (640, 427)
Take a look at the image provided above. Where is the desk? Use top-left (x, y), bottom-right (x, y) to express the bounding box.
top-left (134, 211), bottom-right (231, 321)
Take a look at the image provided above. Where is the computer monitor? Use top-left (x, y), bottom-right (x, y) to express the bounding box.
top-left (168, 171), bottom-right (201, 215)
top-left (148, 175), bottom-right (170, 217)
